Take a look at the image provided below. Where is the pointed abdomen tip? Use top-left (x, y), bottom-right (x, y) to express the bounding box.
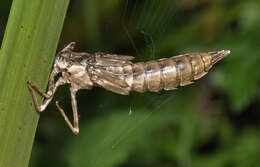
top-left (209, 50), bottom-right (230, 65)
top-left (223, 50), bottom-right (231, 56)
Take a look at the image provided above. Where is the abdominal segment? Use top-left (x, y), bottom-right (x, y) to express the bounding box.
top-left (129, 51), bottom-right (224, 93)
top-left (90, 50), bottom-right (229, 95)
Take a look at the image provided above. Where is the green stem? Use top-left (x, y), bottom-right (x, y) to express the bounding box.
top-left (0, 0), bottom-right (70, 166)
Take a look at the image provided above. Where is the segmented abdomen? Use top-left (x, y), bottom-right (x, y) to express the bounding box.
top-left (90, 50), bottom-right (229, 95)
top-left (127, 50), bottom-right (229, 93)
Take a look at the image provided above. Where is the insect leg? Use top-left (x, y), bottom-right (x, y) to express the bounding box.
top-left (27, 80), bottom-right (50, 99)
top-left (55, 86), bottom-right (79, 135)
top-left (27, 76), bottom-right (66, 112)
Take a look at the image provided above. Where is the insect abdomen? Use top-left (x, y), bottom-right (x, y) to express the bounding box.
top-left (130, 50), bottom-right (229, 93)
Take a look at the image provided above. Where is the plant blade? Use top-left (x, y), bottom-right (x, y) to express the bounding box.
top-left (0, 0), bottom-right (70, 166)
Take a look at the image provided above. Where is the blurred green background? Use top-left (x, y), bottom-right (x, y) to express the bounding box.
top-left (1, 0), bottom-right (260, 167)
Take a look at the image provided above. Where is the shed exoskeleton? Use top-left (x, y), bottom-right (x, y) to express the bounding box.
top-left (27, 42), bottom-right (230, 134)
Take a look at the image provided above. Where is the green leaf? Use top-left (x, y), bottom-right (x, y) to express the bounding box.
top-left (0, 0), bottom-right (70, 166)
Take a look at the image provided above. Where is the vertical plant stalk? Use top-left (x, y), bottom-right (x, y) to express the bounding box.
top-left (0, 0), bottom-right (70, 166)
